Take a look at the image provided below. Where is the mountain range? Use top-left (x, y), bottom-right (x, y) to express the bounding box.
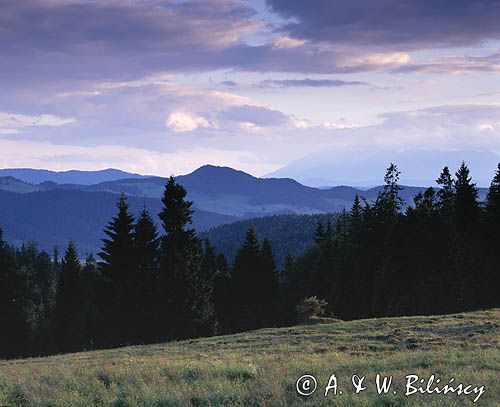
top-left (0, 168), bottom-right (146, 185)
top-left (267, 149), bottom-right (500, 187)
top-left (0, 165), bottom-right (489, 257)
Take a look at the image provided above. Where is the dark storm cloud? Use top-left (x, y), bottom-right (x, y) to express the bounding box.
top-left (259, 78), bottom-right (369, 88)
top-left (267, 0), bottom-right (500, 50)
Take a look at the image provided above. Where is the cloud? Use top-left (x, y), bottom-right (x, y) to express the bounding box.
top-left (267, 0), bottom-right (500, 51)
top-left (221, 105), bottom-right (289, 126)
top-left (259, 78), bottom-right (369, 88)
top-left (0, 112), bottom-right (75, 135)
top-left (220, 80), bottom-right (238, 87)
top-left (0, 138), bottom-right (278, 177)
top-left (0, 0), bottom-right (420, 97)
top-left (0, 0), bottom-right (260, 84)
top-left (393, 52), bottom-right (500, 74)
top-left (267, 104), bottom-right (500, 186)
top-left (166, 112), bottom-right (210, 133)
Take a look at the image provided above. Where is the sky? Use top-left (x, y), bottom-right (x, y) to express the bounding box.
top-left (1, 0), bottom-right (500, 185)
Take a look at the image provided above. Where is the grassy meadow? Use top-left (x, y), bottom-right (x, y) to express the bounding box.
top-left (0, 309), bottom-right (498, 406)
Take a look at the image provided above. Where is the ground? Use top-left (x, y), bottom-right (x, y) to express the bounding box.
top-left (0, 309), bottom-right (499, 406)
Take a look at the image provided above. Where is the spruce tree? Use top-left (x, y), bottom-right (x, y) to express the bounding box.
top-left (314, 221), bottom-right (325, 244)
top-left (196, 240), bottom-right (217, 336)
top-left (0, 228), bottom-right (30, 357)
top-left (449, 163), bottom-right (480, 310)
top-left (453, 162), bottom-right (479, 227)
top-left (214, 253), bottom-right (231, 333)
top-left (134, 207), bottom-right (159, 342)
top-left (436, 166), bottom-right (455, 215)
top-left (98, 194), bottom-right (136, 346)
top-left (282, 252), bottom-right (300, 323)
top-left (230, 227), bottom-right (262, 331)
top-left (55, 242), bottom-right (87, 352)
top-left (372, 164), bottom-right (403, 315)
top-left (482, 164), bottom-right (500, 306)
top-left (486, 163), bottom-right (500, 216)
top-left (376, 163), bottom-right (404, 217)
top-left (259, 238), bottom-right (281, 326)
top-left (158, 176), bottom-right (201, 339)
top-left (81, 254), bottom-right (101, 348)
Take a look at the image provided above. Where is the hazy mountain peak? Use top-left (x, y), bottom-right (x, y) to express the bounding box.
top-left (187, 165), bottom-right (256, 180)
top-left (267, 149), bottom-right (500, 187)
top-left (0, 168), bottom-right (146, 185)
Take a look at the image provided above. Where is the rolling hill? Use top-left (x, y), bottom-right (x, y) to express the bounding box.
top-left (3, 165), bottom-right (477, 217)
top-left (0, 308), bottom-right (497, 406)
top-left (0, 168), bottom-right (146, 185)
top-left (201, 213), bottom-right (337, 268)
top-left (0, 165), bottom-right (490, 255)
top-left (0, 189), bottom-right (237, 255)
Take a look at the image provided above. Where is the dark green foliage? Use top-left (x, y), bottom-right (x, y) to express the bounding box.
top-left (227, 227), bottom-right (261, 331)
top-left (55, 243), bottom-right (88, 352)
top-left (230, 228), bottom-right (281, 332)
top-left (158, 176), bottom-right (215, 339)
top-left (296, 296), bottom-right (328, 322)
top-left (1, 162), bottom-right (499, 359)
top-left (213, 253), bottom-right (231, 333)
top-left (133, 208), bottom-right (160, 343)
top-left (202, 213), bottom-right (338, 268)
top-left (0, 229), bottom-right (30, 357)
top-left (98, 194), bottom-right (137, 346)
top-left (285, 163), bottom-right (498, 321)
top-left (0, 188), bottom-right (238, 256)
top-left (481, 164), bottom-right (500, 308)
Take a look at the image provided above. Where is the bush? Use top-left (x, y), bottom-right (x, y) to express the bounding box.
top-left (296, 296), bottom-right (328, 323)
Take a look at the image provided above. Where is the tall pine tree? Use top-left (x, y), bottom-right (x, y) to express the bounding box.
top-left (55, 242), bottom-right (87, 352)
top-left (98, 194), bottom-right (136, 346)
top-left (230, 227), bottom-right (262, 331)
top-left (482, 164), bottom-right (500, 307)
top-left (0, 228), bottom-right (30, 357)
top-left (449, 163), bottom-right (480, 310)
top-left (134, 207), bottom-right (160, 342)
top-left (158, 176), bottom-right (204, 339)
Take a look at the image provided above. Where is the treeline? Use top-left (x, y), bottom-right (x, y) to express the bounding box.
top-left (283, 163), bottom-right (500, 320)
top-left (1, 163), bottom-right (500, 359)
top-left (202, 213), bottom-right (337, 268)
top-left (0, 177), bottom-right (281, 358)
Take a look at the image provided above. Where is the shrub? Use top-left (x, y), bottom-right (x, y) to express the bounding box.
top-left (296, 296), bottom-right (328, 323)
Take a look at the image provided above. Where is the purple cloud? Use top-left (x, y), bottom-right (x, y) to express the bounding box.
top-left (221, 105), bottom-right (289, 126)
top-left (259, 78), bottom-right (369, 88)
top-left (267, 0), bottom-right (500, 51)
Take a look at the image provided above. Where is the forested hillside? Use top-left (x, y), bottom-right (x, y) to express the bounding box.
top-left (0, 189), bottom-right (237, 254)
top-left (0, 165), bottom-right (490, 255)
top-left (202, 213), bottom-right (337, 267)
top-left (1, 162), bottom-right (499, 360)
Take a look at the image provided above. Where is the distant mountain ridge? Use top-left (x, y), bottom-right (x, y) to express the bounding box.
top-left (0, 164), bottom-right (490, 255)
top-left (0, 164), bottom-right (489, 216)
top-left (266, 149), bottom-right (500, 187)
top-left (0, 168), bottom-right (146, 185)
top-left (0, 189), bottom-right (237, 255)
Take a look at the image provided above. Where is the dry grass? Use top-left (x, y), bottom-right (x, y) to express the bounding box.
top-left (0, 309), bottom-right (499, 406)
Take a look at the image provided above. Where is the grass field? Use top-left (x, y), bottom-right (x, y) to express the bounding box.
top-left (0, 309), bottom-right (498, 406)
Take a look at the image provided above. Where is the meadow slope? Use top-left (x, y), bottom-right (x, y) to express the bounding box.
top-left (0, 309), bottom-right (498, 406)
